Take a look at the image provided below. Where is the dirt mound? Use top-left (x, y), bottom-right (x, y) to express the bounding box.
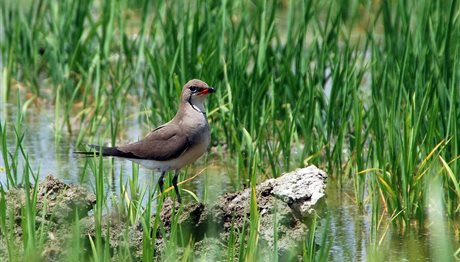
top-left (1, 176), bottom-right (96, 261)
top-left (0, 166), bottom-right (327, 260)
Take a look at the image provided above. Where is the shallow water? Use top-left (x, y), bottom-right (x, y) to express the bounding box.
top-left (0, 100), bottom-right (232, 204)
top-left (0, 102), bottom-right (458, 261)
top-left (324, 183), bottom-right (434, 261)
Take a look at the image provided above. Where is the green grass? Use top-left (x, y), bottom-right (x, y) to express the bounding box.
top-left (1, 0), bottom-right (460, 260)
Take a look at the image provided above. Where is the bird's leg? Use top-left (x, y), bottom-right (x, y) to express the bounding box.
top-left (158, 171), bottom-right (166, 195)
top-left (172, 170), bottom-right (182, 203)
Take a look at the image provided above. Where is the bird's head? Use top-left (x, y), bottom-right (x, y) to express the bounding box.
top-left (181, 79), bottom-right (215, 112)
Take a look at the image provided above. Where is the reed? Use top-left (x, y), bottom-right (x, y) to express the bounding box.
top-left (0, 0), bottom-right (459, 260)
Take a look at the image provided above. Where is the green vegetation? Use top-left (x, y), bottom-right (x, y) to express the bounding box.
top-left (1, 0), bottom-right (459, 260)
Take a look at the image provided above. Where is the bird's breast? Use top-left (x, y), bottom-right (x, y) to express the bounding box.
top-left (175, 115), bottom-right (210, 168)
top-left (132, 108), bottom-right (211, 172)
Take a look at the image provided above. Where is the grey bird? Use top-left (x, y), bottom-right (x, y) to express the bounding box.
top-left (75, 79), bottom-right (215, 203)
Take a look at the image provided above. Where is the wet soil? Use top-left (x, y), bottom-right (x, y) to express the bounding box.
top-left (0, 166), bottom-right (327, 261)
top-left (1, 176), bottom-right (96, 261)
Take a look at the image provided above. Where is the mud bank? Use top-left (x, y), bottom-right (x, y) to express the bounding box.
top-left (0, 166), bottom-right (327, 260)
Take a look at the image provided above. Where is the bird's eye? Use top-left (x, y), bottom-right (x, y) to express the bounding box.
top-left (189, 86), bottom-right (198, 92)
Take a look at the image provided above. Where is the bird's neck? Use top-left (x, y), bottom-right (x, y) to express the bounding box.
top-left (188, 97), bottom-right (206, 114)
top-left (190, 102), bottom-right (205, 114)
top-left (177, 101), bottom-right (207, 121)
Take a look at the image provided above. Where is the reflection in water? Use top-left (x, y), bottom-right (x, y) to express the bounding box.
top-left (0, 102), bottom-right (458, 261)
top-left (324, 181), bottom-right (446, 261)
top-left (325, 182), bottom-right (370, 261)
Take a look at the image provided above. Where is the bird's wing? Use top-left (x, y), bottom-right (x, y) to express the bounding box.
top-left (117, 124), bottom-right (192, 161)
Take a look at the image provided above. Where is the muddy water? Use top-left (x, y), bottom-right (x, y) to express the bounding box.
top-left (0, 102), bottom-right (457, 261)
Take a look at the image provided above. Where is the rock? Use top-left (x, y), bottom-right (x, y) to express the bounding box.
top-left (158, 165), bottom-right (328, 259)
top-left (271, 165), bottom-right (327, 216)
top-left (220, 165), bottom-right (327, 257)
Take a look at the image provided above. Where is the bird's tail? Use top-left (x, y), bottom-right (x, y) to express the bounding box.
top-left (73, 145), bottom-right (124, 158)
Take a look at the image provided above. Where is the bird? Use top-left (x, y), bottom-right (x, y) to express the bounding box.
top-left (75, 79), bottom-right (215, 203)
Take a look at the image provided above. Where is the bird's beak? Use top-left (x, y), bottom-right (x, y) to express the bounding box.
top-left (198, 87), bottom-right (216, 95)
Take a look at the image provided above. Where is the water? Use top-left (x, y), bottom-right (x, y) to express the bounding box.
top-left (0, 101), bottom-right (232, 203)
top-left (0, 101), bottom-right (458, 261)
top-left (324, 183), bottom-right (432, 261)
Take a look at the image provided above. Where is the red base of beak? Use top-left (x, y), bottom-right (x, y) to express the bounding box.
top-left (198, 87), bottom-right (216, 95)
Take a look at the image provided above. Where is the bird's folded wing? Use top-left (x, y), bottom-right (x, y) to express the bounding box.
top-left (118, 124), bottom-right (191, 161)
